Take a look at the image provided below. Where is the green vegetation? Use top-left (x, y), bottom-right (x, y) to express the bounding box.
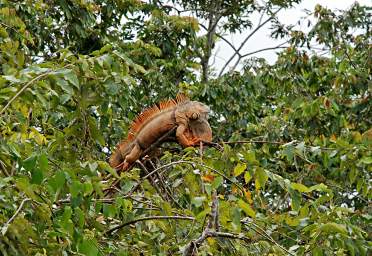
top-left (0, 0), bottom-right (370, 255)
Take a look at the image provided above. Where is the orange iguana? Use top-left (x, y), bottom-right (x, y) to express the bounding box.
top-left (109, 94), bottom-right (212, 170)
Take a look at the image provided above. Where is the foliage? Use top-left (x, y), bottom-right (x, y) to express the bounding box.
top-left (0, 0), bottom-right (371, 255)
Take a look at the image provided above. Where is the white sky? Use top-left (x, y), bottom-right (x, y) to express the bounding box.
top-left (213, 0), bottom-right (371, 74)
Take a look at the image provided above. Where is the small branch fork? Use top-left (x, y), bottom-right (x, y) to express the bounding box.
top-left (183, 191), bottom-right (251, 256)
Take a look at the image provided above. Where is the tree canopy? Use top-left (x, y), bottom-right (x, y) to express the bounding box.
top-left (0, 0), bottom-right (371, 255)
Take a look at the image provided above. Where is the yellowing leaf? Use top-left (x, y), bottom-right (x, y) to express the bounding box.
top-left (330, 134), bottom-right (337, 142)
top-left (319, 222), bottom-right (348, 235)
top-left (238, 199), bottom-right (256, 218)
top-left (234, 163), bottom-right (246, 177)
top-left (244, 189), bottom-right (253, 204)
top-left (244, 171), bottom-right (252, 184)
top-left (291, 183), bottom-right (310, 193)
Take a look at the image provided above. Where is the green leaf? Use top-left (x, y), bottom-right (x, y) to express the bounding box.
top-left (31, 168), bottom-right (43, 184)
top-left (78, 238), bottom-right (98, 256)
top-left (289, 189), bottom-right (302, 211)
top-left (244, 150), bottom-right (257, 164)
top-left (291, 183), bottom-right (310, 193)
top-left (70, 181), bottom-right (82, 198)
top-left (56, 77), bottom-right (73, 95)
top-left (49, 171), bottom-right (66, 192)
top-left (64, 70), bottom-right (79, 88)
top-left (255, 167), bottom-right (268, 190)
top-left (319, 222), bottom-right (348, 235)
top-left (211, 176), bottom-right (223, 189)
top-left (233, 163), bottom-right (246, 177)
top-left (192, 196), bottom-right (206, 207)
top-left (359, 157), bottom-right (372, 165)
top-left (23, 155), bottom-right (37, 171)
top-left (38, 153), bottom-right (49, 173)
top-left (238, 199), bottom-right (256, 218)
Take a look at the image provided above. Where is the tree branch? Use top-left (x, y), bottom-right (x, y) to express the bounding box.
top-left (199, 23), bottom-right (239, 53)
top-left (0, 64), bottom-right (73, 115)
top-left (201, 7), bottom-right (222, 83)
top-left (218, 8), bottom-right (283, 76)
top-left (104, 215), bottom-right (195, 235)
top-left (241, 218), bottom-right (295, 256)
top-left (183, 191), bottom-right (252, 255)
top-left (1, 198), bottom-right (30, 235)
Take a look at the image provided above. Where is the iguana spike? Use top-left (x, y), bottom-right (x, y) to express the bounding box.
top-left (176, 93), bottom-right (189, 103)
top-left (113, 93), bottom-right (190, 152)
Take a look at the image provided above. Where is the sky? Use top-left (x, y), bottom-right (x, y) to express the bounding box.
top-left (213, 0), bottom-right (371, 74)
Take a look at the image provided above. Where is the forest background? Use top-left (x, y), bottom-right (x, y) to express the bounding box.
top-left (0, 0), bottom-right (371, 255)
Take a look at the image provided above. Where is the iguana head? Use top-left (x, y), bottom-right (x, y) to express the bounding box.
top-left (177, 101), bottom-right (213, 142)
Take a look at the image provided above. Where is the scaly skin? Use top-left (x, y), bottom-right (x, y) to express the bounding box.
top-left (109, 96), bottom-right (212, 171)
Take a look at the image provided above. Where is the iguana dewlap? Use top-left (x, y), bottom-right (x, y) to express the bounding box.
top-left (109, 94), bottom-right (212, 170)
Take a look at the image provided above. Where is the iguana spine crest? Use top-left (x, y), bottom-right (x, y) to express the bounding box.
top-left (110, 94), bottom-right (190, 169)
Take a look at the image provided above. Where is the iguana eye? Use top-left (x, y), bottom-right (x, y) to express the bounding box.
top-left (191, 113), bottom-right (199, 120)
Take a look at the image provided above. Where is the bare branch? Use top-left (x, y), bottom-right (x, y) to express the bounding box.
top-left (183, 192), bottom-right (252, 255)
top-left (104, 215), bottom-right (195, 235)
top-left (1, 198), bottom-right (30, 235)
top-left (241, 45), bottom-right (288, 58)
top-left (199, 23), bottom-right (239, 53)
top-left (201, 7), bottom-right (222, 83)
top-left (219, 8), bottom-right (283, 76)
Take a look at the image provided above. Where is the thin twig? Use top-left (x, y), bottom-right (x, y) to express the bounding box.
top-left (0, 160), bottom-right (10, 177)
top-left (104, 215), bottom-right (195, 235)
top-left (199, 23), bottom-right (238, 53)
top-left (218, 8), bottom-right (283, 76)
top-left (1, 198), bottom-right (30, 235)
top-left (242, 218), bottom-right (295, 256)
top-left (128, 160), bottom-right (244, 194)
top-left (0, 64), bottom-right (73, 115)
top-left (223, 140), bottom-right (285, 145)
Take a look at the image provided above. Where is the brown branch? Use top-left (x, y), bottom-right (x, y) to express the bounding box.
top-left (136, 160), bottom-right (183, 209)
top-left (104, 215), bottom-right (195, 235)
top-left (201, 6), bottom-right (222, 83)
top-left (199, 23), bottom-right (239, 54)
top-left (183, 191), bottom-right (252, 255)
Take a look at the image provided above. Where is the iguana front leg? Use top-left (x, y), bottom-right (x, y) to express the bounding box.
top-left (176, 124), bottom-right (199, 147)
top-left (122, 143), bottom-right (142, 170)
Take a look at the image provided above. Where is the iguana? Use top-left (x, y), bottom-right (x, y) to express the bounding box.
top-left (109, 94), bottom-right (212, 171)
